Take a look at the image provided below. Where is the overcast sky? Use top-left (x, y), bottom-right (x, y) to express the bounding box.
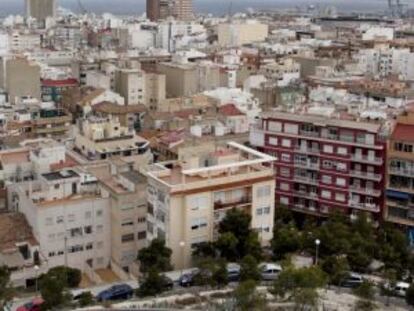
top-left (0, 0), bottom-right (399, 15)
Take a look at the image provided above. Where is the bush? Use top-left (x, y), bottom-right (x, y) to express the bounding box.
top-left (78, 292), bottom-right (94, 307)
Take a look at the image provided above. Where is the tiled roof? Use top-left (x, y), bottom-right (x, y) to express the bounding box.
top-left (42, 78), bottom-right (78, 87)
top-left (219, 103), bottom-right (245, 116)
top-left (391, 123), bottom-right (414, 142)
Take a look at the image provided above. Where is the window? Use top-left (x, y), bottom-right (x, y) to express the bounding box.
top-left (122, 234), bottom-right (135, 243)
top-left (96, 225), bottom-right (104, 233)
top-left (85, 211), bottom-right (92, 219)
top-left (84, 226), bottom-right (92, 234)
top-left (68, 214), bottom-right (75, 222)
top-left (264, 206), bottom-right (271, 214)
top-left (323, 145), bottom-right (333, 154)
top-left (321, 190), bottom-right (331, 199)
top-left (321, 175), bottom-right (332, 184)
top-left (323, 160), bottom-right (333, 169)
top-left (85, 243), bottom-right (93, 250)
top-left (256, 208), bottom-right (263, 216)
top-left (48, 252), bottom-right (55, 257)
top-left (337, 147), bottom-right (348, 155)
top-left (269, 137), bottom-right (278, 146)
top-left (191, 217), bottom-right (208, 230)
top-left (54, 184), bottom-right (60, 189)
top-left (280, 182), bottom-right (289, 191)
top-left (96, 210), bottom-right (103, 217)
top-left (268, 121), bottom-right (282, 132)
top-left (335, 193), bottom-right (346, 202)
top-left (189, 195), bottom-right (208, 211)
top-left (68, 245), bottom-right (83, 253)
top-left (336, 178), bottom-right (346, 187)
top-left (257, 185), bottom-right (271, 197)
top-left (336, 162), bottom-right (347, 172)
top-left (281, 153), bottom-right (291, 162)
top-left (280, 196), bottom-right (289, 205)
top-left (69, 227), bottom-right (82, 238)
top-left (394, 142), bottom-right (413, 153)
top-left (282, 139), bottom-right (291, 148)
top-left (284, 123), bottom-right (299, 134)
top-left (45, 217), bottom-right (53, 226)
top-left (137, 231), bottom-right (146, 240)
top-left (122, 219), bottom-right (134, 227)
top-left (56, 216), bottom-right (64, 224)
top-left (137, 217), bottom-right (146, 223)
top-left (280, 167), bottom-right (290, 177)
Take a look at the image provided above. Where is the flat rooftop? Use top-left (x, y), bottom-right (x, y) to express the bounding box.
top-left (261, 111), bottom-right (382, 133)
top-left (42, 170), bottom-right (79, 181)
top-left (0, 213), bottom-right (38, 252)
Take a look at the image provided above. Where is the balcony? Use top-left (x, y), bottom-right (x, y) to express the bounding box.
top-left (294, 146), bottom-right (320, 155)
top-left (299, 130), bottom-right (320, 138)
top-left (349, 201), bottom-right (380, 213)
top-left (293, 175), bottom-right (319, 185)
top-left (294, 190), bottom-right (319, 200)
top-left (349, 185), bottom-right (381, 197)
top-left (214, 196), bottom-right (252, 210)
top-left (294, 161), bottom-right (319, 170)
top-left (350, 170), bottom-right (382, 182)
top-left (351, 154), bottom-right (383, 165)
top-left (389, 167), bottom-right (414, 178)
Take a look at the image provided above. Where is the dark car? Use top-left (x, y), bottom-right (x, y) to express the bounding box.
top-left (340, 272), bottom-right (364, 288)
top-left (96, 284), bottom-right (134, 301)
top-left (179, 273), bottom-right (194, 287)
top-left (227, 263), bottom-right (241, 282)
top-left (162, 275), bottom-right (174, 290)
top-left (16, 298), bottom-right (44, 311)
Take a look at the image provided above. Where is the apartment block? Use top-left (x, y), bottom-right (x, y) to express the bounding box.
top-left (25, 0), bottom-right (56, 24)
top-left (386, 109), bottom-right (414, 228)
top-left (8, 169), bottom-right (111, 273)
top-left (250, 112), bottom-right (386, 220)
top-left (217, 21), bottom-right (269, 47)
top-left (115, 69), bottom-right (146, 106)
top-left (146, 142), bottom-right (276, 269)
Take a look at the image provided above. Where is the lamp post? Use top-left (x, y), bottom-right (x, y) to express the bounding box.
top-left (179, 241), bottom-right (185, 276)
top-left (315, 239), bottom-right (320, 266)
top-left (34, 265), bottom-right (40, 294)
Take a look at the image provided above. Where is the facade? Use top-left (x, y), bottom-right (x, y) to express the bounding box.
top-left (115, 69), bottom-right (146, 106)
top-left (74, 116), bottom-right (150, 161)
top-left (250, 112), bottom-right (386, 221)
top-left (217, 21), bottom-right (269, 47)
top-left (5, 58), bottom-right (41, 104)
top-left (25, 0), bottom-right (56, 24)
top-left (171, 0), bottom-right (193, 20)
top-left (146, 142), bottom-right (276, 269)
top-left (385, 109), bottom-right (414, 229)
top-left (41, 78), bottom-right (78, 103)
top-left (8, 169), bottom-right (111, 274)
top-left (147, 0), bottom-right (161, 21)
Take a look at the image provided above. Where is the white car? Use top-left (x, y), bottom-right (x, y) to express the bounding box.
top-left (260, 263), bottom-right (282, 281)
top-left (394, 282), bottom-right (410, 297)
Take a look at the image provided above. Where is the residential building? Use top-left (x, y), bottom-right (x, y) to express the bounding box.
top-left (25, 0), bottom-right (56, 25)
top-left (217, 21), bottom-right (269, 47)
top-left (8, 169), bottom-right (111, 275)
top-left (41, 78), bottom-right (78, 103)
top-left (386, 109), bottom-right (414, 229)
top-left (115, 69), bottom-right (146, 106)
top-left (74, 115), bottom-right (150, 161)
top-left (250, 112), bottom-right (386, 221)
top-left (146, 142), bottom-right (276, 269)
top-left (147, 0), bottom-right (161, 21)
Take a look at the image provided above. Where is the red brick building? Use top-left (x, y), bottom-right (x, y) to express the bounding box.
top-left (250, 112), bottom-right (386, 221)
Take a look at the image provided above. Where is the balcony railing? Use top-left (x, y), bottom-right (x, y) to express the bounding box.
top-left (389, 167), bottom-right (414, 177)
top-left (299, 130), bottom-right (320, 138)
top-left (293, 175), bottom-right (319, 185)
top-left (294, 161), bottom-right (320, 170)
top-left (294, 146), bottom-right (320, 155)
top-left (214, 196), bottom-right (252, 210)
top-left (351, 155), bottom-right (383, 165)
top-left (294, 190), bottom-right (319, 200)
top-left (349, 201), bottom-right (380, 213)
top-left (350, 170), bottom-right (382, 181)
top-left (349, 185), bottom-right (381, 197)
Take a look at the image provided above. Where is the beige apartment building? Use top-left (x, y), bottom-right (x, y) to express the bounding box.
top-left (147, 142), bottom-right (276, 269)
top-left (144, 72), bottom-right (166, 111)
top-left (217, 21), bottom-right (269, 47)
top-left (5, 58), bottom-right (41, 104)
top-left (157, 61), bottom-right (220, 98)
top-left (115, 69), bottom-right (146, 106)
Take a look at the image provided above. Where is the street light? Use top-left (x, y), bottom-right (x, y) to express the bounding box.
top-left (34, 265), bottom-right (40, 294)
top-left (179, 241), bottom-right (185, 276)
top-left (315, 239), bottom-right (320, 265)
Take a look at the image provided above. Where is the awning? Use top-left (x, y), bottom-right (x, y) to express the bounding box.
top-left (386, 190), bottom-right (411, 200)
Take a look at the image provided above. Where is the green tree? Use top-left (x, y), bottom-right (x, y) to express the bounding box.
top-left (406, 284), bottom-right (414, 306)
top-left (234, 280), bottom-right (266, 311)
top-left (46, 266), bottom-right (81, 288)
top-left (271, 224), bottom-right (302, 260)
top-left (137, 268), bottom-right (166, 297)
top-left (293, 287), bottom-right (320, 311)
top-left (272, 266), bottom-right (327, 303)
top-left (244, 232), bottom-right (263, 261)
top-left (321, 256), bottom-right (350, 285)
top-left (40, 273), bottom-right (69, 310)
top-left (219, 209), bottom-right (252, 257)
top-left (192, 241), bottom-right (216, 259)
top-left (381, 269), bottom-right (397, 306)
top-left (0, 266), bottom-right (14, 310)
top-left (212, 259), bottom-right (229, 288)
top-left (215, 232), bottom-right (239, 261)
top-left (240, 255), bottom-right (260, 282)
top-left (78, 292), bottom-right (94, 307)
top-left (137, 238), bottom-right (172, 273)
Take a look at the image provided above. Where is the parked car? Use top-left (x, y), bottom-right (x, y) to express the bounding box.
top-left (394, 282), bottom-right (410, 297)
top-left (227, 263), bottom-right (241, 282)
top-left (260, 263), bottom-right (282, 281)
top-left (96, 284), bottom-right (134, 301)
top-left (179, 272), bottom-right (195, 287)
top-left (16, 298), bottom-right (44, 311)
top-left (340, 272), bottom-right (364, 288)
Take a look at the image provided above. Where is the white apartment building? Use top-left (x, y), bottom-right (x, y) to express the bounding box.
top-left (146, 142), bottom-right (276, 269)
top-left (217, 20), bottom-right (269, 47)
top-left (261, 58), bottom-right (301, 87)
top-left (8, 169), bottom-right (111, 273)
